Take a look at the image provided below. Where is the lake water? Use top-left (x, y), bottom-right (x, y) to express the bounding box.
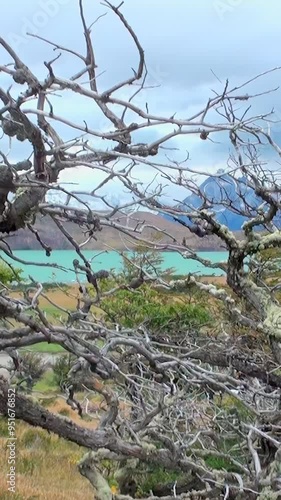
top-left (2, 250), bottom-right (228, 283)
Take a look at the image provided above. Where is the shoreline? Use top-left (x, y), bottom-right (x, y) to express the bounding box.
top-left (10, 247), bottom-right (225, 253)
top-left (12, 274), bottom-right (227, 290)
top-left (6, 249), bottom-right (228, 284)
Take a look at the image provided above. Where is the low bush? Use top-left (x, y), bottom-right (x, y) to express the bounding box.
top-left (52, 354), bottom-right (76, 387)
top-left (102, 286), bottom-right (211, 332)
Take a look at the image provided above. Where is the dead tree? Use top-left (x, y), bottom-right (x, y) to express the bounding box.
top-left (0, 1), bottom-right (281, 498)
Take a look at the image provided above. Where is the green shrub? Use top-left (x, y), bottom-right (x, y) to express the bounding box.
top-left (119, 246), bottom-right (175, 282)
top-left (13, 352), bottom-right (47, 391)
top-left (135, 466), bottom-right (181, 497)
top-left (0, 262), bottom-right (22, 285)
top-left (203, 454), bottom-right (240, 472)
top-left (102, 286), bottom-right (210, 332)
top-left (52, 354), bottom-right (76, 387)
top-left (33, 370), bottom-right (56, 392)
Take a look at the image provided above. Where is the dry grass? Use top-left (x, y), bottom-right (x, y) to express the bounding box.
top-left (47, 397), bottom-right (100, 429)
top-left (11, 285), bottom-right (78, 311)
top-left (0, 397), bottom-right (101, 499)
top-left (12, 285), bottom-right (103, 320)
top-left (39, 285), bottom-right (79, 310)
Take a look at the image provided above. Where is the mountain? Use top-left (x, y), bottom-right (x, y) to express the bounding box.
top-left (6, 212), bottom-right (224, 251)
top-left (163, 171), bottom-right (280, 231)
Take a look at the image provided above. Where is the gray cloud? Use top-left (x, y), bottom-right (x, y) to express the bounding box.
top-left (1, 0), bottom-right (281, 204)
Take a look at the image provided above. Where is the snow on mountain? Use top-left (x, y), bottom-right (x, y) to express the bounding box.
top-left (162, 171), bottom-right (280, 231)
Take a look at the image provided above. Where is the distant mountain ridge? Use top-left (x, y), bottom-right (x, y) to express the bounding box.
top-left (163, 171), bottom-right (280, 231)
top-left (6, 212), bottom-right (224, 251)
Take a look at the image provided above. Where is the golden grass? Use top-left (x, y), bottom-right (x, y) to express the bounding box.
top-left (39, 286), bottom-right (78, 310)
top-left (0, 396), bottom-right (100, 499)
top-left (47, 397), bottom-right (100, 429)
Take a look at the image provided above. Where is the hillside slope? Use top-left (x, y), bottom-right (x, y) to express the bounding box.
top-left (7, 212), bottom-right (226, 251)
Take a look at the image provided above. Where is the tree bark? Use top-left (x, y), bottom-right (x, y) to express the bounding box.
top-left (187, 346), bottom-right (281, 388)
top-left (0, 381), bottom-right (215, 479)
top-left (78, 452), bottom-right (113, 500)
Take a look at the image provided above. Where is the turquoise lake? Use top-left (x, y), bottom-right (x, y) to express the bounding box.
top-left (1, 250), bottom-right (228, 283)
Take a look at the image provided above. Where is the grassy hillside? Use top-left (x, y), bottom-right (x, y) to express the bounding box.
top-left (0, 403), bottom-right (95, 500)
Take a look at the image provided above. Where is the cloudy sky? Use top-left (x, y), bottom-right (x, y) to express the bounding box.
top-left (1, 0), bottom-right (281, 207)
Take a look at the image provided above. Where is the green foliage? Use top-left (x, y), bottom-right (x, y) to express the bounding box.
top-left (203, 454), bottom-right (240, 472)
top-left (13, 352), bottom-right (47, 391)
top-left (249, 247), bottom-right (281, 283)
top-left (21, 342), bottom-right (65, 354)
top-left (0, 261), bottom-right (22, 285)
top-left (135, 466), bottom-right (181, 497)
top-left (120, 245), bottom-right (175, 282)
top-left (258, 247), bottom-right (281, 261)
top-left (21, 351), bottom-right (47, 379)
top-left (101, 458), bottom-right (118, 479)
top-left (217, 394), bottom-right (254, 421)
top-left (52, 354), bottom-right (76, 387)
top-left (102, 285), bottom-right (210, 331)
top-left (100, 246), bottom-right (210, 334)
top-left (33, 370), bottom-right (57, 392)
